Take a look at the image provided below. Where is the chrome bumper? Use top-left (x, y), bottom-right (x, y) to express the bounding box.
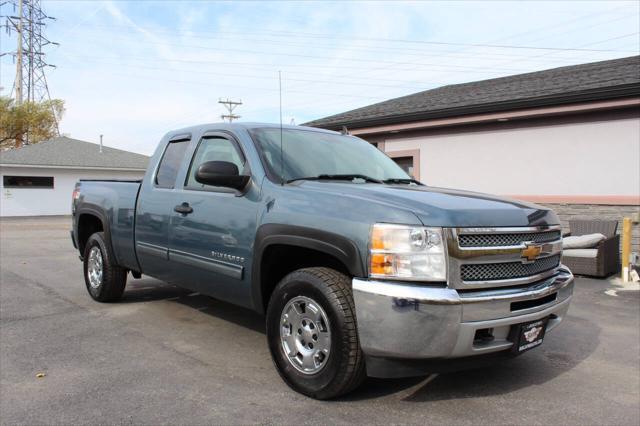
top-left (352, 266), bottom-right (574, 360)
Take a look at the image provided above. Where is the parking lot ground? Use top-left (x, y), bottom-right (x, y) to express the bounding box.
top-left (1, 216), bottom-right (639, 425)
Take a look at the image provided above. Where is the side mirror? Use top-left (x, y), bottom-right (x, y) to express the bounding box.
top-left (195, 161), bottom-right (250, 190)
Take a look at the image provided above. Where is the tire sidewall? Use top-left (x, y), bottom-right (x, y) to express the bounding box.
top-left (266, 271), bottom-right (353, 398)
top-left (83, 233), bottom-right (109, 301)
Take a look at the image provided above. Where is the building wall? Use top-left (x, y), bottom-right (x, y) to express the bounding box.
top-left (373, 111), bottom-right (640, 256)
top-left (381, 115), bottom-right (639, 201)
top-left (0, 166), bottom-right (144, 217)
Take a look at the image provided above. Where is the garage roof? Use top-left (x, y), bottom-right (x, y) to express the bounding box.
top-left (0, 137), bottom-right (149, 170)
top-left (305, 55), bottom-right (640, 130)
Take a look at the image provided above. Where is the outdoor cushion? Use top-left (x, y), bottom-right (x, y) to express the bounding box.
top-left (562, 233), bottom-right (606, 249)
top-left (563, 249), bottom-right (599, 258)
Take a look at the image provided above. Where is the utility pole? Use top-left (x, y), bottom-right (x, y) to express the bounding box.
top-left (218, 98), bottom-right (242, 122)
top-left (2, 0), bottom-right (59, 139)
top-left (14, 0), bottom-right (23, 104)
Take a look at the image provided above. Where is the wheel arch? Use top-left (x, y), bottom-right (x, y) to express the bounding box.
top-left (76, 208), bottom-right (113, 259)
top-left (252, 224), bottom-right (365, 314)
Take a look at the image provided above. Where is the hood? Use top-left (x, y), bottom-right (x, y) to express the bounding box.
top-left (294, 182), bottom-right (559, 227)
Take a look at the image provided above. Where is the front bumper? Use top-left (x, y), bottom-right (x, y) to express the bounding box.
top-left (352, 266), bottom-right (574, 377)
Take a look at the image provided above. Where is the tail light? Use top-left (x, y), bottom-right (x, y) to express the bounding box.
top-left (72, 186), bottom-right (80, 213)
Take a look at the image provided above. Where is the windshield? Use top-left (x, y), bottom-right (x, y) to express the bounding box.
top-left (251, 128), bottom-right (411, 183)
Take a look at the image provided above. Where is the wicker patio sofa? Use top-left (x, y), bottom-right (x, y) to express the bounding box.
top-left (562, 220), bottom-right (620, 278)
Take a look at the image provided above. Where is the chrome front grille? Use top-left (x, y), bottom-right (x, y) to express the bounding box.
top-left (458, 230), bottom-right (561, 248)
top-left (461, 254), bottom-right (561, 281)
top-left (446, 225), bottom-right (563, 290)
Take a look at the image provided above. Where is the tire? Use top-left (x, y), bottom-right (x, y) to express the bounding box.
top-left (266, 267), bottom-right (366, 399)
top-left (83, 232), bottom-right (127, 303)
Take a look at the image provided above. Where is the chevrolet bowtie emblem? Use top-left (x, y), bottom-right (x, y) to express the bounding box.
top-left (521, 244), bottom-right (542, 262)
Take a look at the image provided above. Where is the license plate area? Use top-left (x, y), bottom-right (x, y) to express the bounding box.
top-left (509, 317), bottom-right (548, 354)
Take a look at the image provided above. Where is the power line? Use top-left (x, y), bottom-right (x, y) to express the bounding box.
top-left (226, 29), bottom-right (639, 53)
top-left (54, 50), bottom-right (558, 76)
top-left (68, 23), bottom-right (637, 62)
top-left (72, 33), bottom-right (539, 73)
top-left (77, 22), bottom-right (639, 53)
top-left (52, 56), bottom-right (442, 89)
top-left (495, 32), bottom-right (640, 69)
top-left (52, 65), bottom-right (386, 101)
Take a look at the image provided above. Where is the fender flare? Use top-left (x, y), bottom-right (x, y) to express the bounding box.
top-left (75, 206), bottom-right (115, 261)
top-left (251, 224), bottom-right (365, 313)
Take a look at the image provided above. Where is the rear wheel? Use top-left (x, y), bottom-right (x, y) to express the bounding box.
top-left (83, 232), bottom-right (127, 302)
top-left (266, 267), bottom-right (366, 399)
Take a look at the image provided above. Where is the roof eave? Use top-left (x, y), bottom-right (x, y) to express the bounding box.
top-left (307, 82), bottom-right (640, 130)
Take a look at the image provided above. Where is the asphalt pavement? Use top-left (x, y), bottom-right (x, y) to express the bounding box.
top-left (1, 217), bottom-right (639, 425)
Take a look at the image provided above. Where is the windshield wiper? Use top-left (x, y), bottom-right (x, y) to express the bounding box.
top-left (287, 174), bottom-right (383, 184)
top-left (382, 178), bottom-right (423, 185)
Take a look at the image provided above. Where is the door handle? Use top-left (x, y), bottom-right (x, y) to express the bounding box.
top-left (174, 202), bottom-right (193, 215)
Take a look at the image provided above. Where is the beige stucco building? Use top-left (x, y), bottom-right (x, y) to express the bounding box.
top-left (307, 56), bottom-right (640, 251)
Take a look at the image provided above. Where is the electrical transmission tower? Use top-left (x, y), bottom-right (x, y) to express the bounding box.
top-left (218, 98), bottom-right (242, 122)
top-left (1, 0), bottom-right (58, 109)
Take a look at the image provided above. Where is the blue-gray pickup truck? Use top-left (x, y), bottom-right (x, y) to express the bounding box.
top-left (71, 122), bottom-right (574, 399)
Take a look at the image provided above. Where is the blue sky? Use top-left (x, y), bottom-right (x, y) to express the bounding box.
top-left (1, 0), bottom-right (639, 154)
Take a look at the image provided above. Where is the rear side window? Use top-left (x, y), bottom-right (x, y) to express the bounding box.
top-left (155, 140), bottom-right (189, 188)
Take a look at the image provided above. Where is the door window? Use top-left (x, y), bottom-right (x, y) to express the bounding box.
top-left (185, 137), bottom-right (245, 190)
top-left (155, 140), bottom-right (190, 188)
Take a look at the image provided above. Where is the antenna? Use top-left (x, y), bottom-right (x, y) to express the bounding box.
top-left (279, 70), bottom-right (284, 185)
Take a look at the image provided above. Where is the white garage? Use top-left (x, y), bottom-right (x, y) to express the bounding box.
top-left (0, 137), bottom-right (148, 217)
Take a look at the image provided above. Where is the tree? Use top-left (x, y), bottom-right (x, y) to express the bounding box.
top-left (0, 96), bottom-right (65, 150)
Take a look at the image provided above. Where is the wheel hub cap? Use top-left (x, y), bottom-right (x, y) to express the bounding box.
top-left (280, 296), bottom-right (331, 374)
top-left (87, 246), bottom-right (103, 289)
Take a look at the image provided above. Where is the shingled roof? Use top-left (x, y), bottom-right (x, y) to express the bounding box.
top-left (0, 137), bottom-right (149, 170)
top-left (305, 55), bottom-right (640, 130)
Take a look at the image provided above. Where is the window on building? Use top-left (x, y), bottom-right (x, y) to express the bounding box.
top-left (155, 139), bottom-right (190, 188)
top-left (185, 137), bottom-right (245, 190)
top-left (2, 176), bottom-right (54, 188)
top-left (392, 156), bottom-right (414, 177)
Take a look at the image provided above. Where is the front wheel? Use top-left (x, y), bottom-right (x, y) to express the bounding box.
top-left (266, 267), bottom-right (366, 399)
top-left (83, 232), bottom-right (127, 302)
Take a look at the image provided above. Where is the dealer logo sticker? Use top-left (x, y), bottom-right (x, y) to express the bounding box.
top-left (524, 325), bottom-right (543, 343)
top-left (516, 319), bottom-right (547, 353)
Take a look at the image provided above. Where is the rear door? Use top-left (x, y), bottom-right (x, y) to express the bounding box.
top-left (168, 131), bottom-right (260, 307)
top-left (135, 134), bottom-right (191, 282)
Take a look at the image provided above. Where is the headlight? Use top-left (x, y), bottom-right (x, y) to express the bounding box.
top-left (369, 223), bottom-right (447, 281)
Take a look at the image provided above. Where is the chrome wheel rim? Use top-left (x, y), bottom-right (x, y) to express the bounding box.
top-left (280, 296), bottom-right (331, 375)
top-left (87, 246), bottom-right (103, 289)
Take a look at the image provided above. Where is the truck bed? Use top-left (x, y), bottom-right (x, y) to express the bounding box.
top-left (74, 179), bottom-right (142, 272)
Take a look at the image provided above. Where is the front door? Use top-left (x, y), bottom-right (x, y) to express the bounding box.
top-left (168, 133), bottom-right (259, 307)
